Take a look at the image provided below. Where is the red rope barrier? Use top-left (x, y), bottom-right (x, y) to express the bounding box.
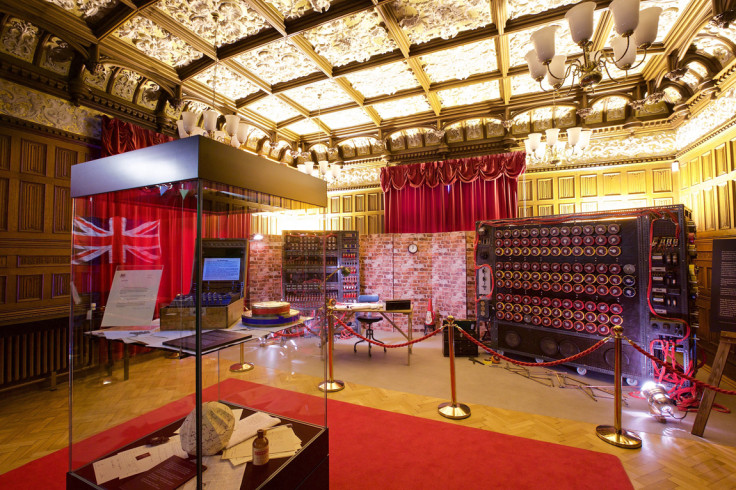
top-left (334, 316), bottom-right (444, 347)
top-left (456, 327), bottom-right (612, 367)
top-left (625, 337), bottom-right (736, 395)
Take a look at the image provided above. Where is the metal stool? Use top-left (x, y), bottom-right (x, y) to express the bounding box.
top-left (353, 294), bottom-right (386, 357)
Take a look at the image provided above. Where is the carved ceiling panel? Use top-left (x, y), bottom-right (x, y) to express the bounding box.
top-left (419, 39), bottom-right (497, 83)
top-left (283, 117), bottom-right (322, 135)
top-left (437, 81), bottom-right (500, 108)
top-left (233, 39), bottom-right (320, 85)
top-left (319, 107), bottom-right (373, 128)
top-left (245, 95), bottom-right (302, 123)
top-left (392, 0), bottom-right (493, 45)
top-left (111, 70), bottom-right (141, 101)
top-left (42, 0), bottom-right (118, 21)
top-left (193, 64), bottom-right (260, 101)
top-left (694, 36), bottom-right (734, 66)
top-left (267, 0), bottom-right (336, 19)
top-left (40, 36), bottom-right (73, 75)
top-left (302, 10), bottom-right (397, 67)
top-left (373, 94), bottom-right (431, 120)
top-left (115, 16), bottom-right (204, 67)
top-left (1, 18), bottom-right (40, 63)
top-left (83, 65), bottom-right (113, 91)
top-left (281, 79), bottom-right (356, 110)
top-left (157, 0), bottom-right (268, 46)
top-left (507, 0), bottom-right (578, 21)
top-left (343, 61), bottom-right (420, 98)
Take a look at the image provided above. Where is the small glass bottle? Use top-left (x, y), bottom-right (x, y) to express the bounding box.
top-left (252, 429), bottom-right (269, 466)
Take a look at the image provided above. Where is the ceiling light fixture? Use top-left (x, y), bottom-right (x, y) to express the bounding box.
top-left (524, 125), bottom-right (593, 166)
top-left (525, 0), bottom-right (661, 93)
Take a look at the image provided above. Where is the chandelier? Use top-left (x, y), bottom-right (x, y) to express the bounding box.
top-left (524, 127), bottom-right (592, 166)
top-left (525, 0), bottom-right (662, 92)
top-left (294, 93), bottom-right (342, 182)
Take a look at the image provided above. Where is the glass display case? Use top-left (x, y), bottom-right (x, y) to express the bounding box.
top-left (67, 136), bottom-right (328, 489)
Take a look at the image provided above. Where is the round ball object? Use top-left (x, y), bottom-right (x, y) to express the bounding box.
top-left (180, 402), bottom-right (235, 456)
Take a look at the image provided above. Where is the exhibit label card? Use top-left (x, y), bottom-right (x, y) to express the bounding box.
top-left (710, 238), bottom-right (736, 333)
top-left (102, 268), bottom-right (163, 327)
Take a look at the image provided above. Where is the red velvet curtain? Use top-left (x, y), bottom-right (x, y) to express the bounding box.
top-left (381, 153), bottom-right (526, 233)
top-left (100, 116), bottom-right (174, 157)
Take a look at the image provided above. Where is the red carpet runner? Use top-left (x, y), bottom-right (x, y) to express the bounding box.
top-left (0, 378), bottom-right (632, 489)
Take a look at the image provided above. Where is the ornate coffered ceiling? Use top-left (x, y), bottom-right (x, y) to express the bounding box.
top-left (0, 0), bottom-right (735, 178)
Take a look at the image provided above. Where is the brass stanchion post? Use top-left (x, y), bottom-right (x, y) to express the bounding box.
top-left (318, 300), bottom-right (345, 392)
top-left (230, 343), bottom-right (254, 373)
top-left (596, 325), bottom-right (641, 448)
top-left (438, 316), bottom-right (471, 419)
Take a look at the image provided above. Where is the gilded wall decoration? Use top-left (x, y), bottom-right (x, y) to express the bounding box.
top-left (268, 0), bottom-right (335, 19)
top-left (233, 39), bottom-right (319, 85)
top-left (663, 87), bottom-right (683, 104)
top-left (40, 37), bottom-right (73, 75)
top-left (420, 39), bottom-right (496, 82)
top-left (245, 96), bottom-right (301, 123)
top-left (282, 79), bottom-right (356, 110)
top-left (344, 62), bottom-right (420, 98)
top-left (332, 165), bottom-right (381, 188)
top-left (446, 124), bottom-right (464, 143)
top-left (485, 120), bottom-right (505, 138)
top-left (694, 36), bottom-right (733, 66)
top-left (193, 65), bottom-right (260, 101)
top-left (115, 16), bottom-right (204, 68)
top-left (466, 119), bottom-right (483, 140)
top-left (158, 0), bottom-right (268, 46)
top-left (43, 0), bottom-right (118, 20)
top-left (303, 11), bottom-right (397, 67)
top-left (577, 131), bottom-right (676, 164)
top-left (393, 0), bottom-right (493, 44)
top-left (437, 81), bottom-right (500, 108)
top-left (83, 65), bottom-right (112, 91)
top-left (319, 108), bottom-right (373, 129)
top-left (0, 79), bottom-right (102, 137)
top-left (137, 80), bottom-right (160, 110)
top-left (373, 95), bottom-right (431, 120)
top-left (165, 100), bottom-right (182, 118)
top-left (405, 129), bottom-right (423, 148)
top-left (1, 18), bottom-right (40, 63)
top-left (676, 86), bottom-right (736, 150)
top-left (111, 70), bottom-right (141, 101)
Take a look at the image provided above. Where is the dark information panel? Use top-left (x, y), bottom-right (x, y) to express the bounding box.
top-left (710, 238), bottom-right (736, 333)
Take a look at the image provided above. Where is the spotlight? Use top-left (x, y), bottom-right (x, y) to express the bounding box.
top-left (249, 233), bottom-right (263, 242)
top-left (641, 381), bottom-right (676, 422)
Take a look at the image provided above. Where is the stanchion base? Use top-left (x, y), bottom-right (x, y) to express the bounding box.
top-left (318, 380), bottom-right (345, 392)
top-left (100, 376), bottom-right (117, 386)
top-left (229, 362), bottom-right (255, 373)
top-left (165, 352), bottom-right (182, 360)
top-left (438, 402), bottom-right (471, 420)
top-left (595, 425), bottom-right (642, 449)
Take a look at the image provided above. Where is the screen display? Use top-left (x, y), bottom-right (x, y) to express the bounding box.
top-left (202, 257), bottom-right (241, 281)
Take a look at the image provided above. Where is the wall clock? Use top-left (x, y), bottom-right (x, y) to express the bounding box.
top-left (408, 243), bottom-right (418, 254)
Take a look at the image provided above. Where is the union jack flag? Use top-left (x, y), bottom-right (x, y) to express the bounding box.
top-left (72, 216), bottom-right (161, 264)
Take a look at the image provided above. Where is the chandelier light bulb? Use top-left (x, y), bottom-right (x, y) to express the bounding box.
top-left (236, 122), bottom-right (250, 144)
top-left (176, 119), bottom-right (189, 138)
top-left (530, 25), bottom-right (560, 64)
top-left (224, 114), bottom-right (240, 137)
top-left (297, 163), bottom-right (306, 173)
top-left (203, 109), bottom-right (219, 132)
top-left (318, 160), bottom-right (329, 175)
top-left (565, 2), bottom-right (596, 45)
top-left (546, 55), bottom-right (567, 88)
top-left (545, 128), bottom-right (560, 147)
top-left (611, 37), bottom-right (637, 69)
top-left (579, 129), bottom-right (592, 149)
top-left (528, 133), bottom-right (543, 151)
top-left (567, 127), bottom-right (583, 147)
top-left (525, 50), bottom-right (547, 81)
top-left (609, 0), bottom-right (640, 37)
top-left (181, 111), bottom-right (197, 134)
top-left (331, 163), bottom-right (342, 179)
top-left (633, 7), bottom-right (662, 48)
top-left (303, 160), bottom-right (314, 175)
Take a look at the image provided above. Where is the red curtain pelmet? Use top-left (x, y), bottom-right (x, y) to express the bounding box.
top-left (381, 153), bottom-right (526, 233)
top-left (101, 116), bottom-right (174, 157)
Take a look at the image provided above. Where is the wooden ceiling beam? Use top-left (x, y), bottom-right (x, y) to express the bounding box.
top-left (143, 8), bottom-right (215, 59)
top-left (92, 0), bottom-right (157, 41)
top-left (243, 0), bottom-right (286, 36)
top-left (289, 34), bottom-right (334, 78)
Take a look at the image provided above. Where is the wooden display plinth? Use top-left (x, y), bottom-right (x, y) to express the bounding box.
top-left (159, 297), bottom-right (244, 330)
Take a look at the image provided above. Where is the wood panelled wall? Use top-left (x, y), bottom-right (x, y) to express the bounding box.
top-left (678, 123), bottom-right (736, 348)
top-left (516, 160), bottom-right (678, 218)
top-left (0, 124), bottom-right (97, 325)
top-left (325, 187), bottom-right (384, 235)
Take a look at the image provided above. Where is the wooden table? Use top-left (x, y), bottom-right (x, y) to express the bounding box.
top-left (331, 305), bottom-right (414, 365)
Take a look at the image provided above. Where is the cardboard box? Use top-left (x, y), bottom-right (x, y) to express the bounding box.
top-left (159, 297), bottom-right (244, 330)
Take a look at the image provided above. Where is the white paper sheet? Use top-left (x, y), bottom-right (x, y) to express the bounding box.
top-left (178, 455), bottom-right (247, 490)
top-left (102, 269), bottom-right (163, 327)
top-left (222, 425), bottom-right (302, 464)
top-left (92, 435), bottom-right (188, 483)
top-left (226, 412), bottom-right (281, 449)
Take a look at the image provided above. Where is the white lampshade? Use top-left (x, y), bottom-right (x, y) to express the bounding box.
top-left (579, 129), bottom-right (592, 149)
top-left (567, 127), bottom-right (583, 147)
top-left (524, 139), bottom-right (532, 154)
top-left (530, 25), bottom-right (560, 63)
top-left (525, 50), bottom-right (547, 81)
top-left (671, 160), bottom-right (679, 172)
top-left (191, 127), bottom-right (206, 136)
top-left (318, 160), bottom-right (329, 175)
top-left (224, 115), bottom-right (240, 137)
top-left (203, 109), bottom-right (219, 132)
top-left (546, 128), bottom-right (560, 146)
top-left (546, 55), bottom-right (567, 88)
top-left (528, 133), bottom-right (543, 151)
top-left (176, 119), bottom-right (189, 138)
top-left (331, 163), bottom-right (342, 178)
top-left (297, 163), bottom-right (306, 173)
top-left (565, 2), bottom-right (596, 45)
top-left (611, 37), bottom-right (637, 69)
top-left (325, 168), bottom-right (333, 180)
top-left (229, 135), bottom-right (240, 148)
top-left (633, 7), bottom-right (661, 47)
top-left (303, 160), bottom-right (314, 175)
top-left (535, 142), bottom-right (547, 159)
top-left (236, 122), bottom-right (250, 144)
top-left (181, 111), bottom-right (198, 133)
top-left (609, 0), bottom-right (640, 37)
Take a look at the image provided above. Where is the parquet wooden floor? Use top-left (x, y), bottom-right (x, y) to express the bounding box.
top-left (1, 351), bottom-right (735, 489)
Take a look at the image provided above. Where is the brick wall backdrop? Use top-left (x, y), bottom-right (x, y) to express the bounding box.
top-left (249, 232), bottom-right (476, 331)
